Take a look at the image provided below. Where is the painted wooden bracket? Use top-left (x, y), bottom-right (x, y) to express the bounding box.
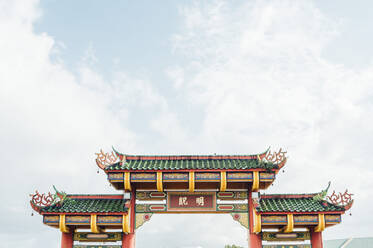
top-left (220, 171), bottom-right (227, 192)
top-left (283, 214), bottom-right (294, 233)
top-left (156, 172), bottom-right (163, 192)
top-left (124, 172), bottom-right (131, 191)
top-left (59, 214), bottom-right (70, 233)
top-left (315, 213), bottom-right (325, 232)
top-left (189, 171), bottom-right (195, 192)
top-left (122, 214), bottom-right (130, 233)
top-left (90, 214), bottom-right (102, 233)
top-left (253, 210), bottom-right (261, 233)
top-left (252, 171), bottom-right (260, 191)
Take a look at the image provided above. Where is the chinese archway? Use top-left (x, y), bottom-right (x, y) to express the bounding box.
top-left (30, 148), bottom-right (353, 248)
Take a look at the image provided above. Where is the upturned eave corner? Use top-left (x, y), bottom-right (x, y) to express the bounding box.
top-left (258, 147), bottom-right (288, 173)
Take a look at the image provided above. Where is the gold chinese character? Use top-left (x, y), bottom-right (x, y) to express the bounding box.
top-left (196, 196), bottom-right (205, 206)
top-left (178, 197), bottom-right (188, 206)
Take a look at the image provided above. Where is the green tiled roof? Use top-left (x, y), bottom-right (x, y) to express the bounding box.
top-left (257, 194), bottom-right (345, 213)
top-left (105, 159), bottom-right (276, 171)
top-left (40, 196), bottom-right (128, 214)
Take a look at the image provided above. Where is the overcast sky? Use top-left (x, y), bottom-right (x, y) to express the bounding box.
top-left (1, 0), bottom-right (372, 247)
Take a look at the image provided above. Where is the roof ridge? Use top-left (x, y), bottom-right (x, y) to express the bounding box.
top-left (67, 194), bottom-right (124, 199)
top-left (260, 193), bottom-right (318, 199)
top-left (122, 154), bottom-right (260, 161)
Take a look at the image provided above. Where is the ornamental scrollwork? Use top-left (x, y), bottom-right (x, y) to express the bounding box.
top-left (327, 189), bottom-right (354, 207)
top-left (263, 148), bottom-right (287, 164)
top-left (30, 191), bottom-right (56, 207)
top-left (30, 186), bottom-right (73, 213)
top-left (95, 149), bottom-right (119, 170)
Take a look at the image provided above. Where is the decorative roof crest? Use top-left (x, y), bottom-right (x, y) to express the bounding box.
top-left (260, 148), bottom-right (287, 169)
top-left (327, 189), bottom-right (354, 210)
top-left (313, 182), bottom-right (354, 211)
top-left (95, 149), bottom-right (119, 170)
top-left (29, 186), bottom-right (69, 213)
top-left (313, 181), bottom-right (331, 202)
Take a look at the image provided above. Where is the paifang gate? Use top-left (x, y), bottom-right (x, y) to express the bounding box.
top-left (30, 148), bottom-right (353, 248)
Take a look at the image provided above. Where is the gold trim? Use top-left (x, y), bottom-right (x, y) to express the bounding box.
top-left (252, 171), bottom-right (260, 191)
top-left (122, 214), bottom-right (130, 233)
top-left (90, 214), bottom-right (100, 233)
top-left (124, 172), bottom-right (131, 191)
top-left (220, 171), bottom-right (227, 192)
top-left (189, 171), bottom-right (195, 192)
top-left (59, 214), bottom-right (69, 233)
top-left (253, 210), bottom-right (261, 233)
top-left (315, 213), bottom-right (325, 232)
top-left (156, 172), bottom-right (163, 192)
top-left (283, 214), bottom-right (294, 233)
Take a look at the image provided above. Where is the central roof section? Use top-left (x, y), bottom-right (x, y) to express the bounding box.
top-left (105, 154), bottom-right (277, 171)
top-left (95, 148), bottom-right (287, 191)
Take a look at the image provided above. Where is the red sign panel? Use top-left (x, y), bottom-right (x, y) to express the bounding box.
top-left (167, 192), bottom-right (216, 212)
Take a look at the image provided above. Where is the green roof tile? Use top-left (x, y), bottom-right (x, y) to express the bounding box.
top-left (105, 158), bottom-right (276, 171)
top-left (257, 194), bottom-right (345, 213)
top-left (40, 196), bottom-right (128, 214)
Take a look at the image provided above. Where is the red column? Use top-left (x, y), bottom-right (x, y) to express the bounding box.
top-left (248, 233), bottom-right (262, 248)
top-left (122, 233), bottom-right (136, 248)
top-left (61, 232), bottom-right (73, 248)
top-left (248, 191), bottom-right (262, 248)
top-left (310, 230), bottom-right (323, 248)
top-left (122, 189), bottom-right (136, 248)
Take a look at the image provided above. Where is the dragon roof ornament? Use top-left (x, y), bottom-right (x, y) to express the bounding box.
top-left (95, 149), bottom-right (120, 170)
top-left (313, 182), bottom-right (354, 211)
top-left (29, 186), bottom-right (72, 213)
top-left (327, 189), bottom-right (354, 211)
top-left (258, 148), bottom-right (287, 169)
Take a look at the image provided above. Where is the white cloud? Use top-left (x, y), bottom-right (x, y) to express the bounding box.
top-left (0, 1), bottom-right (169, 247)
top-left (169, 0), bottom-right (373, 240)
top-left (1, 0), bottom-right (372, 247)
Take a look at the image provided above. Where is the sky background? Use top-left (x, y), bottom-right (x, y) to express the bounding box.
top-left (1, 0), bottom-right (373, 247)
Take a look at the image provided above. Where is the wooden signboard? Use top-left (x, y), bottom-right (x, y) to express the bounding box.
top-left (73, 232), bottom-right (122, 242)
top-left (167, 192), bottom-right (216, 212)
top-left (74, 246), bottom-right (121, 248)
top-left (262, 232), bottom-right (310, 242)
top-left (263, 246), bottom-right (311, 248)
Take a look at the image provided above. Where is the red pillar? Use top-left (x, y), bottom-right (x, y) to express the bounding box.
top-left (248, 233), bottom-right (262, 248)
top-left (122, 233), bottom-right (136, 248)
top-left (310, 230), bottom-right (323, 248)
top-left (61, 232), bottom-right (73, 248)
top-left (248, 191), bottom-right (262, 248)
top-left (122, 189), bottom-right (136, 248)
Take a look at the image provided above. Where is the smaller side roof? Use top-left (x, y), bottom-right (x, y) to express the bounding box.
top-left (256, 193), bottom-right (346, 213)
top-left (31, 194), bottom-right (129, 215)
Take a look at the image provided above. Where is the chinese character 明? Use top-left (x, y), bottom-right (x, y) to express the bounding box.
top-left (196, 196), bottom-right (205, 206)
top-left (178, 197), bottom-right (188, 206)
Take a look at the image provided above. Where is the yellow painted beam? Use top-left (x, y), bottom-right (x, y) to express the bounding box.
top-left (252, 171), bottom-right (260, 191)
top-left (90, 214), bottom-right (101, 233)
top-left (253, 210), bottom-right (261, 233)
top-left (122, 213), bottom-right (130, 233)
top-left (283, 214), bottom-right (294, 233)
top-left (157, 171), bottom-right (163, 192)
top-left (124, 172), bottom-right (131, 191)
top-left (315, 213), bottom-right (325, 232)
top-left (220, 171), bottom-right (227, 192)
top-left (59, 214), bottom-right (70, 233)
top-left (189, 171), bottom-right (195, 192)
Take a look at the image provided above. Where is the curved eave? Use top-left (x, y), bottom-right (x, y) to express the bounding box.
top-left (257, 210), bottom-right (345, 215)
top-left (105, 168), bottom-right (273, 173)
top-left (41, 211), bottom-right (127, 215)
